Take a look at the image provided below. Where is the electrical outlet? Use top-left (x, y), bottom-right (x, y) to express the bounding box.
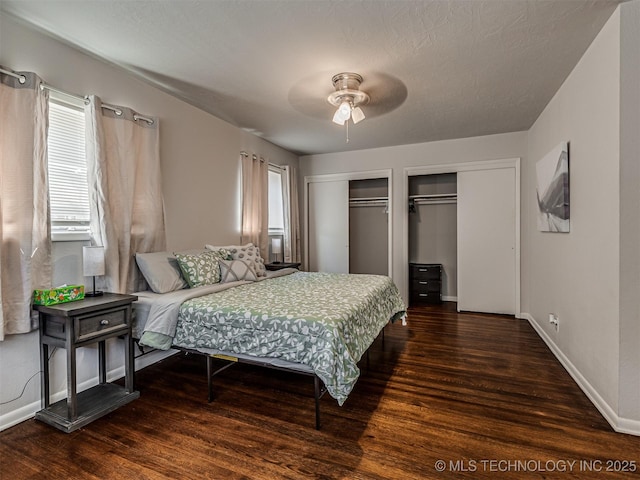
top-left (549, 313), bottom-right (559, 332)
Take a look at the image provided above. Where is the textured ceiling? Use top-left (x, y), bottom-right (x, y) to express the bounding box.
top-left (1, 0), bottom-right (624, 155)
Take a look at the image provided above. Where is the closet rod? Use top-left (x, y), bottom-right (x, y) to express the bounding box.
top-left (349, 196), bottom-right (388, 203)
top-left (409, 193), bottom-right (457, 200)
top-left (349, 201), bottom-right (388, 206)
top-left (412, 199), bottom-right (457, 205)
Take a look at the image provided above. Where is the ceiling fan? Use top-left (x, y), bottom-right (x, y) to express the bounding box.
top-left (327, 72), bottom-right (370, 126)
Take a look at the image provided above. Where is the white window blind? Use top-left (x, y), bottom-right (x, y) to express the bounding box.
top-left (268, 168), bottom-right (285, 234)
top-left (47, 100), bottom-right (91, 238)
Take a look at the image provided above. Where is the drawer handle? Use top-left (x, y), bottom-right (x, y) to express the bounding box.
top-left (419, 293), bottom-right (429, 297)
top-left (100, 319), bottom-right (110, 326)
top-left (418, 269), bottom-right (428, 272)
top-left (419, 281), bottom-right (428, 285)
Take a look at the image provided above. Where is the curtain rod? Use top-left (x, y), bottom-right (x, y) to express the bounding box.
top-left (0, 67), bottom-right (26, 84)
top-left (40, 84), bottom-right (154, 125)
top-left (239, 151), bottom-right (285, 170)
top-left (0, 67), bottom-right (154, 125)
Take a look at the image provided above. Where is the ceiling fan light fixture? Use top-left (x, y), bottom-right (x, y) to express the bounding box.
top-left (327, 72), bottom-right (369, 126)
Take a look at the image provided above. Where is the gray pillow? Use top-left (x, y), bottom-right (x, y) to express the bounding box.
top-left (205, 243), bottom-right (266, 277)
top-left (135, 252), bottom-right (188, 293)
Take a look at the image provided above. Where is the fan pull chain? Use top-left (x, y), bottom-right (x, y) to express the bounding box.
top-left (345, 119), bottom-right (350, 143)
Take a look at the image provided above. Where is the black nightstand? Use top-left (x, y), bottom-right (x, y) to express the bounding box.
top-left (34, 293), bottom-right (139, 432)
top-left (409, 263), bottom-right (442, 305)
top-left (265, 262), bottom-right (301, 271)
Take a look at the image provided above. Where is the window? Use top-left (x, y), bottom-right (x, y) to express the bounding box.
top-left (47, 97), bottom-right (91, 240)
top-left (268, 167), bottom-right (285, 235)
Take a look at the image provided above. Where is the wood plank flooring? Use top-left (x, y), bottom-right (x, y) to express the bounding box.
top-left (1, 303), bottom-right (639, 479)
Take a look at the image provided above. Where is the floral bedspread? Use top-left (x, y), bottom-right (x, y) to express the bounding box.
top-left (173, 271), bottom-right (406, 405)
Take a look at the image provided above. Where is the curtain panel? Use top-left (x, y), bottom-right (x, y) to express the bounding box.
top-left (240, 153), bottom-right (268, 259)
top-left (85, 95), bottom-right (166, 294)
top-left (282, 165), bottom-right (301, 264)
top-left (0, 70), bottom-right (52, 340)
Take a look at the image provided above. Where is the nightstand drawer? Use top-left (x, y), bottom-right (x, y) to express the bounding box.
top-left (411, 279), bottom-right (441, 293)
top-left (76, 308), bottom-right (127, 342)
top-left (411, 291), bottom-right (442, 303)
top-left (409, 264), bottom-right (441, 281)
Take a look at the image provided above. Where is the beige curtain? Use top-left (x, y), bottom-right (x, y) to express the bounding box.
top-left (282, 165), bottom-right (301, 264)
top-left (0, 70), bottom-right (51, 340)
top-left (85, 95), bottom-right (166, 294)
top-left (240, 153), bottom-right (268, 258)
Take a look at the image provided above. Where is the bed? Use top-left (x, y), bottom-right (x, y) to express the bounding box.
top-left (132, 248), bottom-right (406, 428)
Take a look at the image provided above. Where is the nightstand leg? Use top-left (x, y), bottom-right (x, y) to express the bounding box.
top-left (124, 333), bottom-right (134, 393)
top-left (98, 340), bottom-right (106, 384)
top-left (66, 340), bottom-right (77, 421)
top-left (40, 333), bottom-right (50, 408)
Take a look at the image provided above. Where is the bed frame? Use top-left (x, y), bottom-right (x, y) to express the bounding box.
top-left (170, 327), bottom-right (385, 430)
top-left (202, 350), bottom-right (327, 430)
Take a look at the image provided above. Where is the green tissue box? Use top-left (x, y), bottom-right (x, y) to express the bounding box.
top-left (33, 285), bottom-right (85, 306)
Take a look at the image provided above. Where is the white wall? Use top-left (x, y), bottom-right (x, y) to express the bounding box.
top-left (525, 2), bottom-right (640, 433)
top-left (617, 0), bottom-right (640, 429)
top-left (300, 132), bottom-right (527, 303)
top-left (0, 15), bottom-right (298, 430)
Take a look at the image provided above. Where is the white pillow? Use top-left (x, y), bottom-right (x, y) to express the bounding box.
top-left (205, 243), bottom-right (266, 277)
top-left (135, 252), bottom-right (188, 293)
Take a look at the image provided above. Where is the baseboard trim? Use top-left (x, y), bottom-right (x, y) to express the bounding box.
top-left (442, 295), bottom-right (458, 302)
top-left (522, 312), bottom-right (640, 437)
top-left (0, 349), bottom-right (177, 432)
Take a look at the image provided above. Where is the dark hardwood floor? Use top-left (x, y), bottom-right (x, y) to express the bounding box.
top-left (1, 303), bottom-right (639, 479)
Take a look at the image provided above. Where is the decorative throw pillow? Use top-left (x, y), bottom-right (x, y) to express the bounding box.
top-left (175, 250), bottom-right (229, 287)
top-left (135, 251), bottom-right (189, 293)
top-left (219, 259), bottom-right (258, 283)
top-left (205, 243), bottom-right (266, 277)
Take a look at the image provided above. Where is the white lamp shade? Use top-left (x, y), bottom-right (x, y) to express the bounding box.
top-left (271, 238), bottom-right (282, 255)
top-left (351, 106), bottom-right (365, 124)
top-left (332, 101), bottom-right (352, 125)
top-left (332, 108), bottom-right (346, 125)
top-left (83, 246), bottom-right (105, 277)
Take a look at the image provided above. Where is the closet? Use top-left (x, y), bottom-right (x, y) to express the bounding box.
top-left (407, 160), bottom-right (519, 315)
top-left (408, 174), bottom-right (457, 304)
top-left (307, 174), bottom-right (390, 275)
top-left (349, 178), bottom-right (388, 275)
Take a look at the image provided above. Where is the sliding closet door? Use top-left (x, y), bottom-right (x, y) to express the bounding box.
top-left (308, 180), bottom-right (349, 273)
top-left (457, 168), bottom-right (516, 314)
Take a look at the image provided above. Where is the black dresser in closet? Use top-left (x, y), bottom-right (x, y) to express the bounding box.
top-left (409, 263), bottom-right (442, 305)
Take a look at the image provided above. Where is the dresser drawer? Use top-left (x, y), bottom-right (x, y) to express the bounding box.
top-left (410, 264), bottom-right (441, 281)
top-left (411, 278), bottom-right (441, 293)
top-left (76, 308), bottom-right (128, 342)
top-left (410, 290), bottom-right (442, 304)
